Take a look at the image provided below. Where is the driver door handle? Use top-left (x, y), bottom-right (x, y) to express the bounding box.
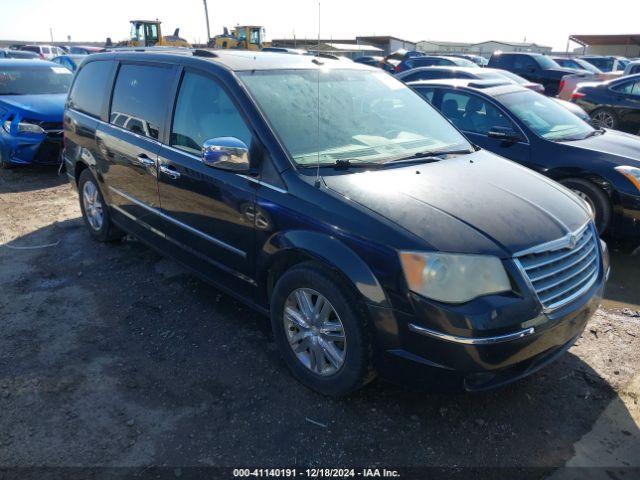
top-left (159, 164), bottom-right (181, 180)
top-left (136, 153), bottom-right (156, 167)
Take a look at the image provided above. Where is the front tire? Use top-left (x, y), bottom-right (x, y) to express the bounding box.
top-left (78, 169), bottom-right (124, 242)
top-left (270, 262), bottom-right (376, 396)
top-left (560, 178), bottom-right (612, 234)
top-left (590, 108), bottom-right (619, 130)
top-left (0, 150), bottom-right (14, 169)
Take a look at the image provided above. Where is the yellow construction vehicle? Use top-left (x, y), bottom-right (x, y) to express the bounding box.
top-left (111, 20), bottom-right (191, 48)
top-left (210, 25), bottom-right (267, 51)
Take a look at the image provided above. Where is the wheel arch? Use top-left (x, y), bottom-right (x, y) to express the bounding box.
top-left (258, 230), bottom-right (391, 310)
top-left (545, 166), bottom-right (617, 202)
top-left (74, 160), bottom-right (90, 185)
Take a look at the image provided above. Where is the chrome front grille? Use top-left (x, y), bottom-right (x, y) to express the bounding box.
top-left (516, 223), bottom-right (600, 311)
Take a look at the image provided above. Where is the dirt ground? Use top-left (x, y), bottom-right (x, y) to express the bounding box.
top-left (1, 166), bottom-right (639, 479)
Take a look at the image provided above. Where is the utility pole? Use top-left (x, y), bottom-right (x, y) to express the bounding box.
top-left (50, 27), bottom-right (54, 43)
top-left (203, 0), bottom-right (211, 43)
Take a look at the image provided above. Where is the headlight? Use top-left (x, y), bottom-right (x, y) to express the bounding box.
top-left (615, 166), bottom-right (640, 193)
top-left (2, 119), bottom-right (45, 135)
top-left (399, 252), bottom-right (511, 303)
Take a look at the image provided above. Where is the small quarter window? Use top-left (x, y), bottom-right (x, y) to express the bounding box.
top-left (69, 60), bottom-right (116, 118)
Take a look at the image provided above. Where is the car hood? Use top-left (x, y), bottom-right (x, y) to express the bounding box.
top-left (323, 150), bottom-right (590, 257)
top-left (563, 129), bottom-right (640, 164)
top-left (0, 94), bottom-right (66, 120)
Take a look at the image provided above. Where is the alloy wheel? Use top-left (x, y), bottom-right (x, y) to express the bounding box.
top-left (283, 288), bottom-right (346, 376)
top-left (572, 189), bottom-right (596, 216)
top-left (82, 180), bottom-right (104, 231)
top-left (592, 111), bottom-right (615, 128)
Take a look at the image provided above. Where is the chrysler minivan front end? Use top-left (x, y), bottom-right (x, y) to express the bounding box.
top-left (239, 63), bottom-right (608, 392)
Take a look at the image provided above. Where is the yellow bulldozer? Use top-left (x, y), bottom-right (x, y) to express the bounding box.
top-left (108, 20), bottom-right (191, 48)
top-left (209, 25), bottom-right (268, 51)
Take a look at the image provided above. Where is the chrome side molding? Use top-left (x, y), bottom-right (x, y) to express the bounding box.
top-left (408, 324), bottom-right (535, 345)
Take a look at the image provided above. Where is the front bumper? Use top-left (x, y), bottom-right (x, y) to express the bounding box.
top-left (612, 191), bottom-right (640, 239)
top-left (0, 130), bottom-right (62, 166)
top-left (369, 245), bottom-right (609, 392)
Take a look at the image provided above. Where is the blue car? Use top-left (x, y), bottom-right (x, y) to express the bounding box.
top-left (0, 59), bottom-right (71, 168)
top-left (409, 78), bottom-right (640, 240)
top-left (51, 54), bottom-right (87, 72)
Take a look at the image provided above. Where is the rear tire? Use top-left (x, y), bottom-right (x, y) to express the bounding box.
top-left (590, 108), bottom-right (619, 130)
top-left (560, 178), bottom-right (611, 234)
top-left (270, 262), bottom-right (376, 396)
top-left (78, 169), bottom-right (124, 242)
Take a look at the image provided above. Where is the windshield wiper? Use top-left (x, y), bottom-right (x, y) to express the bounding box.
top-left (552, 128), bottom-right (605, 142)
top-left (384, 149), bottom-right (473, 165)
top-left (333, 159), bottom-right (385, 169)
top-left (582, 128), bottom-right (606, 139)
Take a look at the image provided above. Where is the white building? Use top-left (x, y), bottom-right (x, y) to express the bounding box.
top-left (416, 39), bottom-right (552, 58)
top-left (417, 40), bottom-right (473, 54)
top-left (472, 41), bottom-right (552, 56)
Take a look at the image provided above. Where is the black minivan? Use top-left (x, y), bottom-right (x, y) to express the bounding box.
top-left (63, 50), bottom-right (609, 395)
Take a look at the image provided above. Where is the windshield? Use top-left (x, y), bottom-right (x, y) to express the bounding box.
top-left (476, 70), bottom-right (513, 81)
top-left (493, 69), bottom-right (529, 85)
top-left (0, 66), bottom-right (72, 95)
top-left (537, 56), bottom-right (561, 69)
top-left (239, 69), bottom-right (472, 166)
top-left (454, 58), bottom-right (478, 68)
top-left (500, 90), bottom-right (594, 141)
top-left (574, 59), bottom-right (602, 74)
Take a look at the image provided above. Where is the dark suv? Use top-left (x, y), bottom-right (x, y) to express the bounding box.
top-left (488, 52), bottom-right (587, 96)
top-left (63, 50), bottom-right (607, 395)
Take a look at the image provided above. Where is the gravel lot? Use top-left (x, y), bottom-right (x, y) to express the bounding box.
top-left (1, 166), bottom-right (639, 479)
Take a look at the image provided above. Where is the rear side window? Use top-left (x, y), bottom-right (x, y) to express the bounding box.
top-left (170, 71), bottom-right (252, 154)
top-left (21, 46), bottom-right (40, 53)
top-left (414, 88), bottom-right (435, 103)
top-left (513, 55), bottom-right (537, 70)
top-left (613, 80), bottom-right (640, 96)
top-left (440, 91), bottom-right (513, 134)
top-left (405, 70), bottom-right (447, 82)
top-left (414, 58), bottom-right (445, 67)
top-left (587, 58), bottom-right (612, 71)
top-left (69, 60), bottom-right (116, 118)
top-left (110, 64), bottom-right (174, 140)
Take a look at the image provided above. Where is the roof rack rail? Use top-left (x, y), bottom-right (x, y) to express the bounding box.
top-left (193, 49), bottom-right (218, 58)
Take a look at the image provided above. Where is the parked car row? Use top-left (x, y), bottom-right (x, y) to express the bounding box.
top-left (394, 66), bottom-right (590, 121)
top-left (572, 74), bottom-right (640, 132)
top-left (389, 51), bottom-right (640, 134)
top-left (3, 50), bottom-right (639, 396)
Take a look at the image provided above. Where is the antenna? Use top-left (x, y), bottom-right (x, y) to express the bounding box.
top-left (203, 0), bottom-right (212, 44)
top-left (314, 1), bottom-right (321, 188)
top-left (317, 1), bottom-right (321, 57)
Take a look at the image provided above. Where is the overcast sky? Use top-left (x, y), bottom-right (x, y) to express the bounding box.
top-left (0, 0), bottom-right (635, 51)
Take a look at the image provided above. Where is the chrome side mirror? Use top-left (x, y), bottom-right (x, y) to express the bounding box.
top-left (202, 137), bottom-right (250, 172)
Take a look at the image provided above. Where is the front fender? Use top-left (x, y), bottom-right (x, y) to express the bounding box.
top-left (259, 230), bottom-right (390, 308)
